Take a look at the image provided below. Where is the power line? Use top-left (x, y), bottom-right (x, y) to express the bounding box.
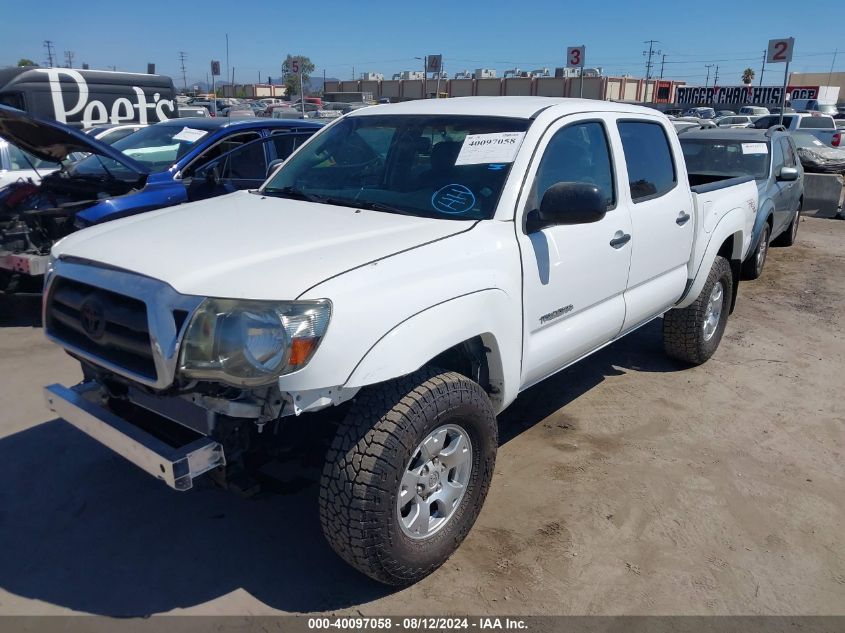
top-left (178, 51), bottom-right (188, 91)
top-left (643, 39), bottom-right (660, 85)
top-left (64, 50), bottom-right (74, 68)
top-left (43, 40), bottom-right (55, 67)
top-left (704, 64), bottom-right (714, 88)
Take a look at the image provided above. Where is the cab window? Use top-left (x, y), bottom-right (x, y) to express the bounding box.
top-left (617, 121), bottom-right (677, 202)
top-left (529, 121), bottom-right (615, 210)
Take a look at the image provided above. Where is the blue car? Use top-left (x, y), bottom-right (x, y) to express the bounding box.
top-left (0, 105), bottom-right (322, 291)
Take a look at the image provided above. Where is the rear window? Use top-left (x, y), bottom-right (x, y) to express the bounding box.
top-left (798, 116), bottom-right (835, 129)
top-left (752, 115), bottom-right (795, 129)
top-left (617, 121), bottom-right (677, 202)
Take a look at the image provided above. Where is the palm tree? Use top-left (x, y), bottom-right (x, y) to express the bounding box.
top-left (742, 68), bottom-right (755, 85)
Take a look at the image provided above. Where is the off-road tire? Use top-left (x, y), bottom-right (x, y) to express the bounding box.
top-left (772, 203), bottom-right (801, 247)
top-left (663, 255), bottom-right (733, 365)
top-left (741, 223), bottom-right (770, 280)
top-left (319, 368), bottom-right (497, 585)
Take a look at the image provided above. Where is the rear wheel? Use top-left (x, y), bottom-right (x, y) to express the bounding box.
top-left (318, 369), bottom-right (497, 585)
top-left (663, 255), bottom-right (733, 365)
top-left (741, 223), bottom-right (770, 280)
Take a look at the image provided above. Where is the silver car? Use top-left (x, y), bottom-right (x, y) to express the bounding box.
top-left (680, 128), bottom-right (803, 279)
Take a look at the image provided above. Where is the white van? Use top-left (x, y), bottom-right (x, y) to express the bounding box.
top-left (738, 106), bottom-right (770, 116)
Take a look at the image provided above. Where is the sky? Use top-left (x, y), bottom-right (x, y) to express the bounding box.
top-left (1, 0), bottom-right (841, 89)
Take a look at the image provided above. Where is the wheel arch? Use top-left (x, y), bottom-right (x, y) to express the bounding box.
top-left (679, 208), bottom-right (746, 312)
top-left (343, 289), bottom-right (521, 413)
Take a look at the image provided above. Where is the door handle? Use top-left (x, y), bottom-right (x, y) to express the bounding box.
top-left (609, 231), bottom-right (631, 249)
top-left (676, 211), bottom-right (691, 226)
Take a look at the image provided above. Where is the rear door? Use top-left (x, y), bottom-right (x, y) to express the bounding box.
top-left (776, 137), bottom-right (800, 231)
top-left (616, 119), bottom-right (694, 331)
top-left (518, 114), bottom-right (633, 388)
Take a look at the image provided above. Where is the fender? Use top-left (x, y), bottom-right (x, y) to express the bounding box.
top-left (677, 206), bottom-right (746, 309)
top-left (75, 177), bottom-right (187, 225)
top-left (749, 199), bottom-right (776, 256)
top-left (344, 289), bottom-right (522, 413)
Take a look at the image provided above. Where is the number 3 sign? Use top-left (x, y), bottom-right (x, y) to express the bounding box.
top-left (767, 38), bottom-right (794, 64)
top-left (567, 46), bottom-right (585, 68)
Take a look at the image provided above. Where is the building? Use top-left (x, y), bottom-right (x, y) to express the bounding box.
top-left (788, 72), bottom-right (845, 104)
top-left (475, 69), bottom-right (497, 79)
top-left (360, 72), bottom-right (384, 81)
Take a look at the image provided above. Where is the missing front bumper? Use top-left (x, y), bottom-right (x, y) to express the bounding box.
top-left (44, 382), bottom-right (225, 491)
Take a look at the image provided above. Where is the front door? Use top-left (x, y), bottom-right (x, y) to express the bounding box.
top-left (518, 115), bottom-right (633, 388)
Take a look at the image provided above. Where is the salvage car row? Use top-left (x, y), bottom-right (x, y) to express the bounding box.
top-left (0, 96), bottom-right (807, 587)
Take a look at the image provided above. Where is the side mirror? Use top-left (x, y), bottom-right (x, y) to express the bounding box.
top-left (778, 166), bottom-right (799, 182)
top-left (266, 159), bottom-right (285, 179)
top-left (526, 182), bottom-right (607, 232)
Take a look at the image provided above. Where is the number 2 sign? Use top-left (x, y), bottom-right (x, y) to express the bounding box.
top-left (567, 46), bottom-right (585, 68)
top-left (767, 38), bottom-right (794, 64)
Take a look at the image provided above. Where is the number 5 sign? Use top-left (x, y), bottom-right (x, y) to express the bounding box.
top-left (291, 57), bottom-right (301, 74)
top-left (567, 46), bottom-right (585, 68)
top-left (767, 38), bottom-right (794, 64)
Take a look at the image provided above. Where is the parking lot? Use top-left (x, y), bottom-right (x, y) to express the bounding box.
top-left (0, 214), bottom-right (842, 617)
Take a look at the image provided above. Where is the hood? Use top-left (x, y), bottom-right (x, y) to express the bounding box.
top-left (0, 105), bottom-right (148, 175)
top-left (53, 191), bottom-right (474, 300)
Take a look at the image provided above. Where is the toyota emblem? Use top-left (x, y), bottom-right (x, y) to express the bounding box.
top-left (80, 298), bottom-right (106, 341)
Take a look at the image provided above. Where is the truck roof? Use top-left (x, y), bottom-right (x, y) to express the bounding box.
top-left (346, 96), bottom-right (665, 120)
top-left (678, 128), bottom-right (778, 143)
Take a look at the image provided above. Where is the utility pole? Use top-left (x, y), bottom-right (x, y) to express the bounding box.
top-left (713, 65), bottom-right (720, 86)
top-left (704, 64), bottom-right (714, 89)
top-left (225, 34), bottom-right (229, 89)
top-left (63, 50), bottom-right (74, 68)
top-left (642, 40), bottom-right (660, 102)
top-left (759, 49), bottom-right (766, 87)
top-left (178, 51), bottom-right (188, 91)
top-left (352, 66), bottom-right (355, 81)
top-left (659, 53), bottom-right (667, 79)
top-left (828, 49), bottom-right (838, 89)
top-left (43, 40), bottom-right (55, 67)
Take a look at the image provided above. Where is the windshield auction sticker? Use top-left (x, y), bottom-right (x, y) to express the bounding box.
top-left (172, 127), bottom-right (208, 143)
top-left (741, 142), bottom-right (768, 155)
top-left (454, 132), bottom-right (526, 165)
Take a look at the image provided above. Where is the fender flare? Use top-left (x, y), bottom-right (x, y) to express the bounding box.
top-left (749, 200), bottom-right (776, 258)
top-left (344, 289), bottom-right (521, 413)
top-left (677, 207), bottom-right (746, 309)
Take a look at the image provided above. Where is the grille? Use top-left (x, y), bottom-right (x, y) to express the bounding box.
top-left (45, 277), bottom-right (157, 379)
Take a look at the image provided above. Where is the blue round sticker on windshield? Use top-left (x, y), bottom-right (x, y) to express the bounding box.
top-left (431, 184), bottom-right (476, 215)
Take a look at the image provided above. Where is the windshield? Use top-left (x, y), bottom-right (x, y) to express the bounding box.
top-left (70, 124), bottom-right (209, 177)
top-left (263, 114), bottom-right (530, 220)
top-left (681, 139), bottom-right (770, 180)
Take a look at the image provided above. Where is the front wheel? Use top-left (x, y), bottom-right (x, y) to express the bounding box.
top-left (663, 255), bottom-right (733, 365)
top-left (319, 369), bottom-right (497, 585)
top-left (772, 202), bottom-right (801, 247)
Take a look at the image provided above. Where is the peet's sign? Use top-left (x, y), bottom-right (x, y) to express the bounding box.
top-left (676, 84), bottom-right (821, 105)
top-left (34, 68), bottom-right (176, 127)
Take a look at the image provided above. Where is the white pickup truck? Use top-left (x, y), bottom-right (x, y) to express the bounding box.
top-left (42, 97), bottom-right (757, 585)
top-left (752, 113), bottom-right (842, 148)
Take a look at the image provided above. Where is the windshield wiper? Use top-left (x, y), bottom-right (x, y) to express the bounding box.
top-left (351, 200), bottom-right (421, 217)
top-left (262, 186), bottom-right (324, 202)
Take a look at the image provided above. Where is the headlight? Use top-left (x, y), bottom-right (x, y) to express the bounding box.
top-left (179, 298), bottom-right (331, 386)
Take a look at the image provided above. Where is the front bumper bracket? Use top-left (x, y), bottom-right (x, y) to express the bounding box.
top-left (44, 382), bottom-right (225, 491)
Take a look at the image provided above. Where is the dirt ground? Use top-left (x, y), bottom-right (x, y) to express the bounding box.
top-left (0, 216), bottom-right (842, 617)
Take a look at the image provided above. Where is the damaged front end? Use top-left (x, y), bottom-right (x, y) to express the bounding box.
top-left (0, 105), bottom-right (147, 292)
